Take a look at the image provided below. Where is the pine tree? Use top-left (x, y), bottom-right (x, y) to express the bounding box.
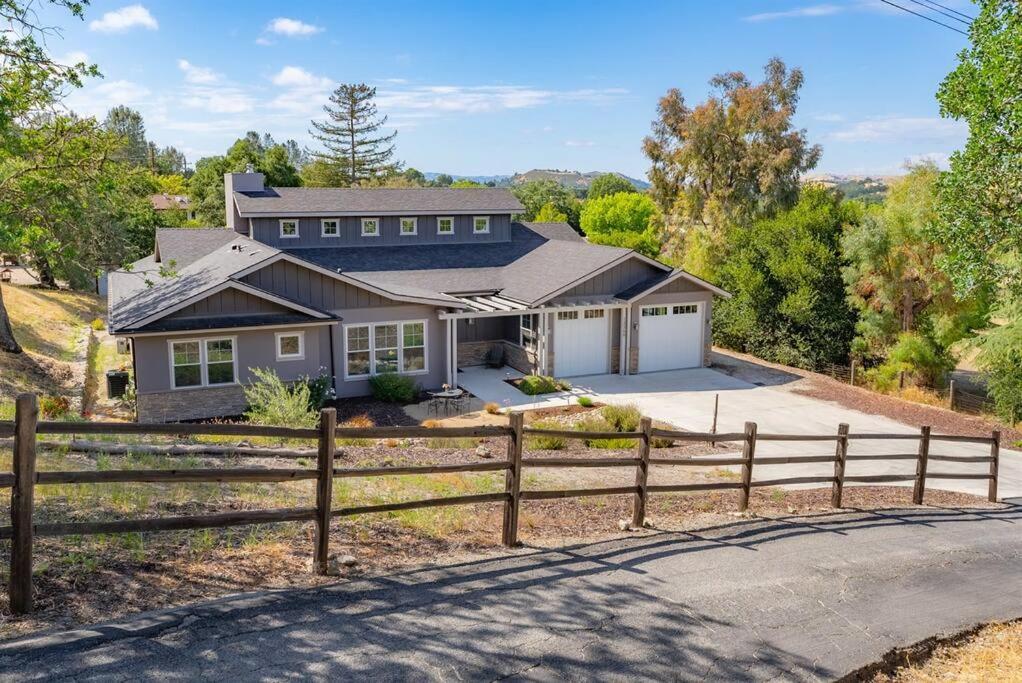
top-left (309, 83), bottom-right (400, 186)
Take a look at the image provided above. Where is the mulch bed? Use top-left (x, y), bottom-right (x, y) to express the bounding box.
top-left (325, 396), bottom-right (419, 426)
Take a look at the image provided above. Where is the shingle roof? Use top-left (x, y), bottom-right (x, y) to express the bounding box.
top-left (136, 312), bottom-right (332, 334)
top-left (155, 229), bottom-right (239, 268)
top-left (233, 187), bottom-right (525, 215)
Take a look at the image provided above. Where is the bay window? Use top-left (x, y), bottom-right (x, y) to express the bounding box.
top-left (345, 321), bottom-right (428, 379)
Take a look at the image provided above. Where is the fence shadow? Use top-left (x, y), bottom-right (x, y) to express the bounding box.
top-left (3, 504), bottom-right (1019, 679)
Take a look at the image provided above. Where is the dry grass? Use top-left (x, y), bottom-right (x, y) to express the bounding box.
top-left (872, 620), bottom-right (1022, 682)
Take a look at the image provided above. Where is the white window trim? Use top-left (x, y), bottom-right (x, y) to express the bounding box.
top-left (437, 216), bottom-right (455, 235)
top-left (472, 215), bottom-right (490, 234)
top-left (361, 217), bottom-right (380, 237)
top-left (279, 219), bottom-right (299, 239)
top-left (275, 331), bottom-right (305, 361)
top-left (342, 320), bottom-right (429, 381)
top-left (168, 336), bottom-right (239, 390)
top-left (399, 217), bottom-right (418, 236)
top-left (320, 218), bottom-right (340, 238)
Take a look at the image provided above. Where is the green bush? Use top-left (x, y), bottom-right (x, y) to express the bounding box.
top-left (600, 403), bottom-right (641, 432)
top-left (517, 375), bottom-right (559, 395)
top-left (301, 371), bottom-right (333, 410)
top-left (243, 368), bottom-right (318, 428)
top-left (40, 395), bottom-right (72, 419)
top-left (526, 419), bottom-right (567, 450)
top-left (90, 317), bottom-right (105, 331)
top-left (369, 373), bottom-right (419, 403)
top-left (574, 415), bottom-right (636, 449)
top-left (577, 396), bottom-right (594, 408)
top-left (867, 332), bottom-right (953, 391)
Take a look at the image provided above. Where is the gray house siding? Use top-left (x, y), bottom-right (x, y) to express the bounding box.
top-left (248, 213), bottom-right (512, 249)
top-left (551, 257), bottom-right (662, 303)
top-left (241, 260), bottom-right (398, 309)
top-left (167, 289), bottom-right (291, 318)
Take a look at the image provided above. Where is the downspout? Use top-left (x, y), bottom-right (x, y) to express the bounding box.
top-left (328, 323), bottom-right (337, 394)
top-left (623, 306), bottom-right (632, 376)
top-left (445, 318), bottom-right (453, 386)
top-left (129, 336), bottom-right (139, 421)
top-left (619, 306), bottom-right (627, 376)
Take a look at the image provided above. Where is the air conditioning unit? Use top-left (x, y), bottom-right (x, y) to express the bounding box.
top-left (116, 338), bottom-right (130, 354)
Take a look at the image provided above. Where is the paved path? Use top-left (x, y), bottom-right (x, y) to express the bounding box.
top-left (2, 506), bottom-right (1020, 681)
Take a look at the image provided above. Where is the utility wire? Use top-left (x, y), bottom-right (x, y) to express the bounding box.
top-left (905, 0), bottom-right (973, 25)
top-left (914, 0), bottom-right (976, 22)
top-left (879, 0), bottom-right (969, 35)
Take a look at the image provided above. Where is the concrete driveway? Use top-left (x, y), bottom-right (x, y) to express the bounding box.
top-left (460, 365), bottom-right (1020, 500)
top-left (3, 506), bottom-right (1020, 680)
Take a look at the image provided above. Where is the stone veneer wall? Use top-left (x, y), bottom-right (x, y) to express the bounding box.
top-left (457, 341), bottom-right (537, 375)
top-left (137, 385), bottom-right (248, 423)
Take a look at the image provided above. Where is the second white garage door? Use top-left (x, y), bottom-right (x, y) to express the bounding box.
top-left (553, 309), bottom-right (610, 377)
top-left (638, 303), bottom-right (703, 373)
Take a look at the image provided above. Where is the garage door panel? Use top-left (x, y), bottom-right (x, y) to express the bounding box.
top-left (638, 303), bottom-right (702, 373)
top-left (554, 310), bottom-right (609, 377)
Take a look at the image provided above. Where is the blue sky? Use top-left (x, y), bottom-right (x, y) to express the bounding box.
top-left (48, 0), bottom-right (973, 178)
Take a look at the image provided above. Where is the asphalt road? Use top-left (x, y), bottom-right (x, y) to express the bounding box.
top-left (2, 505), bottom-right (1021, 681)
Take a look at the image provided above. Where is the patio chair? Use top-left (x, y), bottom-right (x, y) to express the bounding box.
top-left (485, 344), bottom-right (505, 369)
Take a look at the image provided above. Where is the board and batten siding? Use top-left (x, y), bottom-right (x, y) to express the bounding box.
top-left (248, 213), bottom-right (512, 249)
top-left (166, 289), bottom-right (290, 319)
top-left (551, 256), bottom-right (663, 302)
top-left (241, 260), bottom-right (400, 310)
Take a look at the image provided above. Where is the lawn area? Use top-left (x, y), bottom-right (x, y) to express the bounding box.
top-left (0, 284), bottom-right (105, 416)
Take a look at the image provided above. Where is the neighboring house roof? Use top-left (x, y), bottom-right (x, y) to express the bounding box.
top-left (522, 222), bottom-right (585, 242)
top-left (233, 187), bottom-right (525, 216)
top-left (155, 228), bottom-right (239, 268)
top-left (149, 194), bottom-right (191, 211)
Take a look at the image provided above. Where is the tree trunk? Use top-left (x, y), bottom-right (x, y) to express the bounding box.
top-left (901, 285), bottom-right (914, 332)
top-left (35, 257), bottom-right (57, 289)
top-left (0, 285), bottom-right (23, 353)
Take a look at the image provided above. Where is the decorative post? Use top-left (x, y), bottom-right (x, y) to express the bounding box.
top-left (989, 430), bottom-right (1000, 503)
top-left (849, 360), bottom-right (856, 386)
top-left (10, 394), bottom-right (38, 614)
top-left (948, 379), bottom-right (956, 410)
top-left (831, 423), bottom-right (849, 508)
top-left (314, 407), bottom-right (336, 574)
top-left (631, 417), bottom-right (652, 528)
top-left (912, 425), bottom-right (931, 505)
top-left (502, 412), bottom-right (524, 547)
top-left (738, 421), bottom-right (757, 512)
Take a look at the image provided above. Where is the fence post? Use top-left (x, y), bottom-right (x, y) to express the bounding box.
top-left (899, 370), bottom-right (906, 390)
top-left (948, 380), bottom-right (956, 410)
top-left (849, 360), bottom-right (856, 386)
top-left (631, 417), bottom-right (652, 528)
top-left (989, 430), bottom-right (1000, 503)
top-left (314, 407), bottom-right (336, 574)
top-left (710, 394), bottom-right (719, 447)
top-left (738, 421), bottom-right (757, 512)
top-left (502, 412), bottom-right (524, 547)
top-left (831, 423), bottom-right (849, 508)
top-left (912, 425), bottom-right (931, 505)
top-left (10, 393), bottom-right (38, 615)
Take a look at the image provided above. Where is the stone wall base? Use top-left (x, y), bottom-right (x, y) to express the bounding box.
top-left (457, 340), bottom-right (537, 376)
top-left (137, 384), bottom-right (248, 423)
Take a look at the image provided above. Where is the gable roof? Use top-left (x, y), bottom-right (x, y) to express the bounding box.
top-left (233, 187), bottom-right (525, 216)
top-left (155, 228), bottom-right (239, 268)
top-left (616, 269), bottom-right (731, 300)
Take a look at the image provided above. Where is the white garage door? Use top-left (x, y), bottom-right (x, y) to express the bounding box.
top-left (638, 303), bottom-right (703, 373)
top-left (553, 309), bottom-right (610, 377)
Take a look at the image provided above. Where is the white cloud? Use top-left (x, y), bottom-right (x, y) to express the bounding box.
top-left (744, 4), bottom-right (843, 22)
top-left (375, 85), bottom-right (627, 114)
top-left (565, 140), bottom-right (595, 147)
top-left (255, 36), bottom-right (274, 46)
top-left (829, 115), bottom-right (966, 142)
top-left (268, 67), bottom-right (334, 115)
top-left (181, 86), bottom-right (254, 114)
top-left (266, 17), bottom-right (323, 36)
top-left (905, 151), bottom-right (952, 168)
top-left (813, 112), bottom-right (845, 122)
top-left (59, 50), bottom-right (90, 66)
top-left (65, 79), bottom-right (151, 115)
top-left (271, 65), bottom-right (332, 89)
top-left (177, 59), bottom-right (219, 84)
top-left (88, 4), bottom-right (158, 33)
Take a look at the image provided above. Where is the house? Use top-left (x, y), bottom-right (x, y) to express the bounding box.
top-left (149, 193), bottom-right (197, 222)
top-left (109, 172), bottom-right (729, 422)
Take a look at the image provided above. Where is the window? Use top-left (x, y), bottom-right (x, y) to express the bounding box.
top-left (584, 309), bottom-right (605, 319)
top-left (437, 217), bottom-right (454, 235)
top-left (520, 314), bottom-right (536, 350)
top-left (557, 311), bottom-right (579, 321)
top-left (275, 331), bottom-right (305, 360)
top-left (473, 216), bottom-right (490, 234)
top-left (321, 219), bottom-right (339, 237)
top-left (399, 217), bottom-right (417, 235)
top-left (673, 304), bottom-right (698, 315)
top-left (642, 306), bottom-right (668, 317)
top-left (169, 337), bottom-right (236, 389)
top-left (361, 218), bottom-right (380, 237)
top-left (345, 321), bottom-right (428, 379)
top-left (171, 341), bottom-right (201, 388)
top-left (279, 219), bottom-right (299, 239)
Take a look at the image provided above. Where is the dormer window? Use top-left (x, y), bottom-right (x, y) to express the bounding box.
top-left (279, 219), bottom-right (299, 239)
top-left (437, 217), bottom-right (454, 235)
top-left (399, 217), bottom-right (417, 236)
top-left (473, 216), bottom-right (490, 234)
top-left (361, 218), bottom-right (380, 237)
top-left (321, 219), bottom-right (339, 237)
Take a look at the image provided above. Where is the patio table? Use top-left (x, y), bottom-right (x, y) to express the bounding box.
top-left (428, 389), bottom-right (465, 416)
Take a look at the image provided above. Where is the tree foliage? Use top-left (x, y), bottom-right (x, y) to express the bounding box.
top-left (533, 202), bottom-right (568, 223)
top-left (309, 83), bottom-right (400, 186)
top-left (104, 106), bottom-right (148, 167)
top-left (713, 187), bottom-right (856, 368)
top-left (511, 180), bottom-right (581, 229)
top-left (643, 58), bottom-right (821, 278)
top-left (586, 173), bottom-right (635, 199)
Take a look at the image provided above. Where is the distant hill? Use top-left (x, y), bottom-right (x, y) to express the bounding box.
top-left (510, 169), bottom-right (649, 192)
top-left (422, 172), bottom-right (512, 186)
top-left (804, 173), bottom-right (898, 205)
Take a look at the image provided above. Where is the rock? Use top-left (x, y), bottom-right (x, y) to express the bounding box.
top-left (334, 554), bottom-right (358, 567)
top-left (475, 445), bottom-right (492, 459)
top-left (787, 506), bottom-right (797, 514)
top-left (617, 519), bottom-right (632, 531)
top-left (308, 554), bottom-right (358, 575)
top-left (642, 520), bottom-right (656, 529)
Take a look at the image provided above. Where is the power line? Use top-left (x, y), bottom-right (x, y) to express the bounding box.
top-left (905, 0), bottom-right (973, 25)
top-left (914, 0), bottom-right (975, 23)
top-left (879, 0), bottom-right (969, 35)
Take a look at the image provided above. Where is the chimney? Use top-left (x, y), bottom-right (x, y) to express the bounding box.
top-left (224, 171), bottom-right (265, 233)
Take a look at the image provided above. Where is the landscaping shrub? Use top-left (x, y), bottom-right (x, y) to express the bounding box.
top-left (517, 375), bottom-right (559, 395)
top-left (90, 317), bottom-right (105, 331)
top-left (484, 402), bottom-right (501, 415)
top-left (338, 415), bottom-right (374, 447)
top-left (601, 403), bottom-right (641, 432)
top-left (577, 396), bottom-right (594, 408)
top-left (526, 419), bottom-right (566, 450)
top-left (574, 415), bottom-right (636, 449)
top-left (40, 395), bottom-right (72, 419)
top-left (369, 373), bottom-right (419, 403)
top-left (301, 371), bottom-right (333, 410)
top-left (243, 368), bottom-right (318, 428)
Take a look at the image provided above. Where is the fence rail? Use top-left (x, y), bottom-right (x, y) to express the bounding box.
top-left (0, 393), bottom-right (1002, 615)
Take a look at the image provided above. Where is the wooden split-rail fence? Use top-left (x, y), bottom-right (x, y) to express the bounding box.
top-left (0, 393), bottom-right (1001, 615)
